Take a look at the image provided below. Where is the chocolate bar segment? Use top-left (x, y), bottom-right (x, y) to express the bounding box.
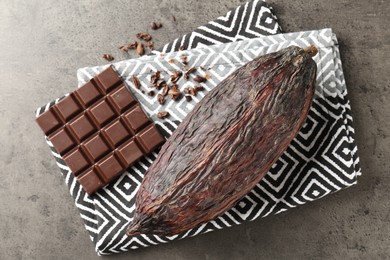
top-left (36, 66), bottom-right (165, 195)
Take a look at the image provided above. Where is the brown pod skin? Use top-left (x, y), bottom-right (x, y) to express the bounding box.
top-left (127, 45), bottom-right (318, 237)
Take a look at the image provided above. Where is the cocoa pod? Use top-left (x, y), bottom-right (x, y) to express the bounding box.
top-left (127, 45), bottom-right (318, 236)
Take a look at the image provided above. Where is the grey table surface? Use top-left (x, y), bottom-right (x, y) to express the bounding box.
top-left (1, 0), bottom-right (389, 259)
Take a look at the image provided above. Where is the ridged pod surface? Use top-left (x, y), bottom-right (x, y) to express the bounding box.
top-left (127, 45), bottom-right (318, 236)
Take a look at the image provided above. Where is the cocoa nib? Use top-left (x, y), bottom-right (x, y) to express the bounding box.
top-left (194, 85), bottom-right (205, 92)
top-left (151, 22), bottom-right (163, 30)
top-left (128, 41), bottom-right (138, 49)
top-left (168, 84), bottom-right (181, 100)
top-left (136, 43), bottom-right (145, 56)
top-left (148, 91), bottom-right (155, 96)
top-left (150, 71), bottom-right (161, 85)
top-left (185, 95), bottom-right (192, 102)
top-left (131, 75), bottom-right (141, 89)
top-left (136, 32), bottom-right (152, 42)
top-left (184, 67), bottom-right (196, 80)
top-left (156, 79), bottom-right (166, 90)
top-left (172, 15), bottom-right (176, 22)
top-left (118, 46), bottom-right (128, 52)
top-left (184, 87), bottom-right (197, 96)
top-left (102, 54), bottom-right (114, 61)
top-left (193, 75), bottom-right (207, 83)
top-left (181, 54), bottom-right (188, 65)
top-left (161, 85), bottom-right (169, 96)
top-left (157, 94), bottom-right (165, 105)
top-left (170, 70), bottom-right (183, 83)
top-left (157, 111), bottom-right (169, 119)
top-left (147, 41), bottom-right (154, 50)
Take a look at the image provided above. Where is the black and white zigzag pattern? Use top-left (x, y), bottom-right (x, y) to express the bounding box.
top-left (157, 0), bottom-right (281, 54)
top-left (35, 1), bottom-right (361, 256)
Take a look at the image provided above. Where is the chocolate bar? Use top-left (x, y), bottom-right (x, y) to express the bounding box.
top-left (36, 66), bottom-right (165, 195)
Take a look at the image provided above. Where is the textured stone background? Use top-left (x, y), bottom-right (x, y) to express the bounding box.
top-left (0, 0), bottom-right (389, 259)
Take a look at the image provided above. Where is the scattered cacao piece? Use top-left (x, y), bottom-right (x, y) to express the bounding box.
top-left (184, 87), bottom-right (197, 96)
top-left (204, 73), bottom-right (212, 79)
top-left (148, 91), bottom-right (155, 96)
top-left (127, 41), bottom-right (138, 49)
top-left (141, 90), bottom-right (145, 94)
top-left (172, 15), bottom-right (176, 22)
top-left (136, 43), bottom-right (145, 56)
top-left (168, 59), bottom-right (175, 64)
top-left (157, 111), bottom-right (170, 119)
top-left (151, 22), bottom-right (163, 30)
top-left (193, 75), bottom-right (207, 83)
top-left (170, 70), bottom-right (183, 83)
top-left (194, 85), bottom-right (205, 92)
top-left (102, 54), bottom-right (114, 61)
top-left (136, 32), bottom-right (152, 42)
top-left (179, 45), bottom-right (184, 51)
top-left (200, 66), bottom-right (206, 71)
top-left (208, 66), bottom-right (212, 70)
top-left (131, 75), bottom-right (141, 89)
top-left (184, 67), bottom-right (196, 80)
top-left (157, 94), bottom-right (165, 105)
top-left (160, 53), bottom-right (165, 57)
top-left (181, 54), bottom-right (188, 65)
top-left (156, 80), bottom-right (166, 90)
top-left (147, 41), bottom-right (154, 50)
top-left (168, 84), bottom-right (181, 100)
top-left (150, 72), bottom-right (160, 85)
top-left (185, 95), bottom-right (192, 102)
top-left (162, 85), bottom-right (169, 96)
top-left (118, 46), bottom-right (128, 52)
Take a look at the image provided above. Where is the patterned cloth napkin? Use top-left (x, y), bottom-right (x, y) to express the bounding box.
top-left (35, 0), bottom-right (361, 256)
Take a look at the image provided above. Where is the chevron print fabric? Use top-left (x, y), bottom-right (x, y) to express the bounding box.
top-left (157, 0), bottom-right (281, 53)
top-left (35, 1), bottom-right (361, 256)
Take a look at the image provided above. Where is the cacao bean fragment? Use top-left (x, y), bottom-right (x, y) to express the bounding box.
top-left (185, 95), bottom-right (192, 102)
top-left (128, 41), bottom-right (138, 49)
top-left (157, 94), bottom-right (165, 105)
top-left (157, 111), bottom-right (169, 119)
top-left (147, 41), bottom-right (154, 50)
top-left (151, 22), bottom-right (163, 30)
top-left (184, 67), bottom-right (196, 80)
top-left (194, 85), bottom-right (205, 92)
top-left (193, 75), bottom-right (206, 83)
top-left (127, 46), bottom-right (318, 237)
top-left (161, 85), bottom-right (169, 96)
top-left (136, 43), bottom-right (145, 56)
top-left (170, 70), bottom-right (182, 83)
top-left (136, 32), bottom-right (152, 42)
top-left (131, 75), bottom-right (141, 89)
top-left (168, 84), bottom-right (181, 100)
top-left (102, 54), bottom-right (114, 61)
